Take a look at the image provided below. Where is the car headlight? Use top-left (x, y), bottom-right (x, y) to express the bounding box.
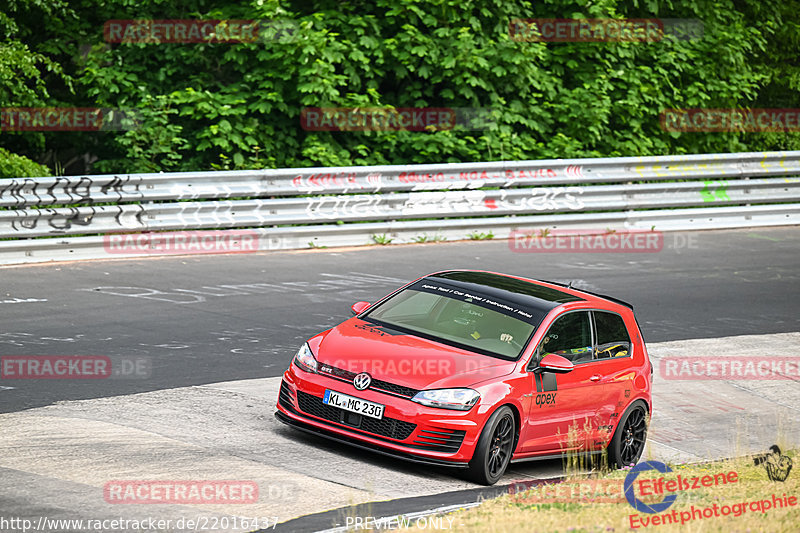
top-left (293, 343), bottom-right (318, 373)
top-left (411, 388), bottom-right (480, 410)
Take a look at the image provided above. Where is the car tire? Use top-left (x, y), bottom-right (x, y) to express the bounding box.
top-left (465, 406), bottom-right (516, 485)
top-left (607, 400), bottom-right (648, 469)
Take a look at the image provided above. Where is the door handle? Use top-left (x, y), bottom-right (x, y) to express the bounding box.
top-left (590, 374), bottom-right (602, 382)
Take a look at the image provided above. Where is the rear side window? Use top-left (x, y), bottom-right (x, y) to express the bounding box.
top-left (593, 311), bottom-right (631, 360)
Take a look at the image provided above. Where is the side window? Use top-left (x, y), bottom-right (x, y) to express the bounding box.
top-left (537, 311), bottom-right (593, 363)
top-left (593, 311), bottom-right (631, 360)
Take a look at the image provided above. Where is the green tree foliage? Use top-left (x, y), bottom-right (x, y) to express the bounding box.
top-left (0, 0), bottom-right (78, 176)
top-left (1, 0), bottom-right (799, 176)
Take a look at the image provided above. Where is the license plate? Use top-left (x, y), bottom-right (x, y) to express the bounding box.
top-left (323, 390), bottom-right (385, 420)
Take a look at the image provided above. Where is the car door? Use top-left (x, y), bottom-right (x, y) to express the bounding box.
top-left (519, 310), bottom-right (606, 453)
top-left (587, 310), bottom-right (636, 447)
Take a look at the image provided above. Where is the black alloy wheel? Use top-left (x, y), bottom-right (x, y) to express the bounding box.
top-left (609, 401), bottom-right (648, 468)
top-left (466, 406), bottom-right (516, 485)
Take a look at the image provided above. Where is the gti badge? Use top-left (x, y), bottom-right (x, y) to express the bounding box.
top-left (353, 372), bottom-right (372, 391)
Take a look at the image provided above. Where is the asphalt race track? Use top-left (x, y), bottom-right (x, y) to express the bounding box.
top-left (1, 227), bottom-right (799, 532)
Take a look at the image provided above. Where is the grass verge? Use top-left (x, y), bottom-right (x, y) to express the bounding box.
top-left (401, 450), bottom-right (798, 532)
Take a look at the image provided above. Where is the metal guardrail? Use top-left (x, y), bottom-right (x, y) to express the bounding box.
top-left (1, 151), bottom-right (798, 264)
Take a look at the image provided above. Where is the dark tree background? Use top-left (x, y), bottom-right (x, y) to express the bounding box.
top-left (1, 0), bottom-right (799, 177)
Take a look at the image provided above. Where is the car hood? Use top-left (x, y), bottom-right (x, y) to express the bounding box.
top-left (313, 318), bottom-right (516, 390)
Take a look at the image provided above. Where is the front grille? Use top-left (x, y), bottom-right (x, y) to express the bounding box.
top-left (411, 427), bottom-right (466, 453)
top-left (296, 390), bottom-right (416, 440)
top-left (372, 379), bottom-right (418, 398)
top-left (278, 380), bottom-right (294, 409)
top-left (318, 364), bottom-right (419, 398)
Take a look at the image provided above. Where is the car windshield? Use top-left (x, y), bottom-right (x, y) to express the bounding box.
top-left (363, 280), bottom-right (542, 360)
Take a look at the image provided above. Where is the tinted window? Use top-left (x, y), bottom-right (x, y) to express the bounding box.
top-left (365, 287), bottom-right (536, 360)
top-left (434, 271), bottom-right (583, 303)
top-left (593, 311), bottom-right (631, 359)
top-left (375, 290), bottom-right (439, 319)
top-left (537, 311), bottom-right (593, 363)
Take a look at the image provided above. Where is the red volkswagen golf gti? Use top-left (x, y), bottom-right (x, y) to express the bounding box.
top-left (276, 270), bottom-right (652, 484)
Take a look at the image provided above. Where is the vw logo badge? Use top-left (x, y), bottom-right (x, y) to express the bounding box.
top-left (353, 373), bottom-right (372, 391)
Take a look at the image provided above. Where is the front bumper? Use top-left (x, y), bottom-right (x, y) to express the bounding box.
top-left (274, 411), bottom-right (468, 468)
top-left (275, 367), bottom-right (483, 465)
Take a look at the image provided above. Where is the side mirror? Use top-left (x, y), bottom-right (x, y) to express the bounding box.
top-left (538, 353), bottom-right (574, 374)
top-left (351, 301), bottom-right (371, 315)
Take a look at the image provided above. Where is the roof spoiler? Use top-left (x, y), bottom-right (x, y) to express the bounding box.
top-left (537, 279), bottom-right (634, 310)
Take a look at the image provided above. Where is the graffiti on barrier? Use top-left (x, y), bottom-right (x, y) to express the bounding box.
top-left (0, 175), bottom-right (142, 207)
top-left (303, 187), bottom-right (584, 219)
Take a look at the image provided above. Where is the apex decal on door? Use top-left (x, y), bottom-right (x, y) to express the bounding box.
top-left (535, 392), bottom-right (557, 407)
